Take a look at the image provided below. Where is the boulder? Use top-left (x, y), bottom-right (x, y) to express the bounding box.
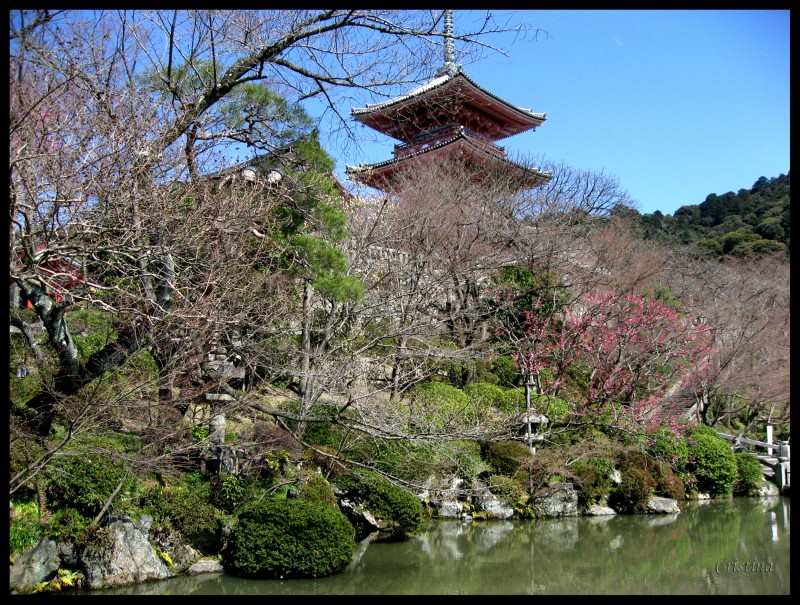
top-left (645, 496), bottom-right (680, 514)
top-left (757, 480), bottom-right (780, 497)
top-left (9, 538), bottom-right (60, 594)
top-left (186, 558), bottom-right (225, 575)
top-left (81, 515), bottom-right (174, 589)
top-left (338, 498), bottom-right (382, 541)
top-left (585, 504), bottom-right (617, 516)
top-left (473, 488), bottom-right (515, 519)
top-left (436, 499), bottom-right (464, 518)
top-left (532, 482), bottom-right (578, 518)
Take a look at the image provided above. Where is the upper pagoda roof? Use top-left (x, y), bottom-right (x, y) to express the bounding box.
top-left (351, 65), bottom-right (546, 143)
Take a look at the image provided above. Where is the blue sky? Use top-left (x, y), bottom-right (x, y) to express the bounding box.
top-left (328, 9), bottom-right (790, 216)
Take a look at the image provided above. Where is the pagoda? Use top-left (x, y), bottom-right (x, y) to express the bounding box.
top-left (346, 10), bottom-right (551, 193)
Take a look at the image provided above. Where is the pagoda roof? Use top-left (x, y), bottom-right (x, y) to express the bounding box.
top-left (345, 129), bottom-right (552, 192)
top-left (351, 66), bottom-right (546, 143)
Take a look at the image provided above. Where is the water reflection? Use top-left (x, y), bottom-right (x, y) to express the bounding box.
top-left (82, 497), bottom-right (789, 595)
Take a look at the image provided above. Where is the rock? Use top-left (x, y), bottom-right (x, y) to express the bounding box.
top-left (9, 538), bottom-right (60, 594)
top-left (473, 488), bottom-right (515, 519)
top-left (645, 496), bottom-right (681, 514)
top-left (436, 500), bottom-right (464, 518)
top-left (136, 514), bottom-right (153, 533)
top-left (186, 558), bottom-right (225, 575)
top-left (532, 482), bottom-right (578, 518)
top-left (57, 541), bottom-right (81, 568)
top-left (338, 498), bottom-right (382, 541)
top-left (151, 528), bottom-right (200, 572)
top-left (433, 478), bottom-right (470, 519)
top-left (757, 480), bottom-right (780, 497)
top-left (585, 504), bottom-right (617, 516)
top-left (209, 414), bottom-right (226, 445)
top-left (81, 516), bottom-right (174, 589)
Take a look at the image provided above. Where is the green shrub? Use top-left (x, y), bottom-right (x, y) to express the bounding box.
top-left (137, 479), bottom-right (223, 554)
top-left (41, 507), bottom-right (94, 547)
top-left (222, 499), bottom-right (355, 579)
top-left (209, 473), bottom-right (246, 512)
top-left (540, 395), bottom-right (570, 423)
top-left (45, 449), bottom-right (131, 518)
top-left (298, 471), bottom-right (338, 506)
top-left (497, 389), bottom-right (570, 423)
top-left (191, 425), bottom-right (210, 442)
top-left (651, 460), bottom-right (686, 501)
top-left (499, 388), bottom-right (525, 413)
top-left (9, 358), bottom-right (44, 411)
top-left (9, 500), bottom-right (42, 556)
top-left (733, 452), bottom-right (763, 496)
top-left (571, 456), bottom-right (615, 507)
top-left (463, 382), bottom-right (507, 416)
top-left (609, 465), bottom-right (655, 513)
top-left (685, 425), bottom-right (738, 496)
top-left (348, 439), bottom-right (488, 490)
top-left (731, 238), bottom-right (787, 257)
top-left (491, 356), bottom-right (521, 388)
top-left (331, 470), bottom-right (424, 539)
top-left (289, 401), bottom-right (345, 449)
top-left (440, 440), bottom-right (492, 487)
top-left (66, 307), bottom-right (118, 360)
top-left (480, 440), bottom-right (534, 477)
top-left (647, 426), bottom-right (689, 472)
top-left (8, 432), bottom-right (46, 501)
top-left (410, 382), bottom-right (473, 430)
top-left (473, 361), bottom-right (500, 385)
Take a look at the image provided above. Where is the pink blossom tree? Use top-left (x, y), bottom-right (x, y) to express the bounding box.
top-left (513, 291), bottom-right (716, 435)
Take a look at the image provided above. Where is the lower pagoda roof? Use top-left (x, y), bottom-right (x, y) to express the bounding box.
top-left (346, 129), bottom-right (552, 193)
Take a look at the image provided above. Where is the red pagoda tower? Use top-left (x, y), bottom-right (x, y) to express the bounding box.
top-left (346, 10), bottom-right (551, 193)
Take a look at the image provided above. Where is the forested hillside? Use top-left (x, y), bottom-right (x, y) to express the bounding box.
top-left (635, 173), bottom-right (790, 257)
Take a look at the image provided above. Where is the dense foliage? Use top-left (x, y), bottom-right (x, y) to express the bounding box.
top-left (733, 452), bottom-right (764, 496)
top-left (44, 445), bottom-right (133, 519)
top-left (608, 453), bottom-right (656, 513)
top-left (636, 173), bottom-right (790, 258)
top-left (222, 499), bottom-right (355, 579)
top-left (331, 470), bottom-right (425, 539)
top-left (137, 478), bottom-right (225, 553)
top-left (685, 425), bottom-right (739, 496)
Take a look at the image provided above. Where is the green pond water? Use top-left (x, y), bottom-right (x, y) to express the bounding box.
top-left (79, 496), bottom-right (790, 595)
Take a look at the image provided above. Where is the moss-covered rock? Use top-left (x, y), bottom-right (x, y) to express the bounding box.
top-left (331, 469), bottom-right (424, 540)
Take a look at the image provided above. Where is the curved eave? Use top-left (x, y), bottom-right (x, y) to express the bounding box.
top-left (352, 69), bottom-right (546, 141)
top-left (346, 134), bottom-right (552, 191)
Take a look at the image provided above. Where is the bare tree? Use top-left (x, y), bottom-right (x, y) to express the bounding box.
top-left (662, 253), bottom-right (790, 434)
top-left (9, 10), bottom-right (535, 434)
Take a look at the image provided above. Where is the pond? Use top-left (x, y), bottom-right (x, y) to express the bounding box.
top-left (79, 496), bottom-right (789, 595)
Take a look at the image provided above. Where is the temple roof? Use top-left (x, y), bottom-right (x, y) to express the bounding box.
top-left (345, 129), bottom-right (552, 192)
top-left (351, 66), bottom-right (546, 143)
